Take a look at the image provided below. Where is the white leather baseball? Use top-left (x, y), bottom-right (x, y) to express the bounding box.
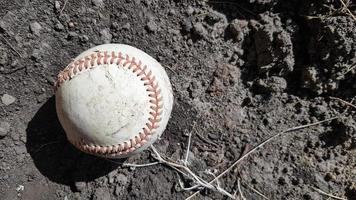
top-left (55, 44), bottom-right (173, 158)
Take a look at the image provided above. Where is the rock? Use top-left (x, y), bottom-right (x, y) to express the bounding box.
top-left (100, 28), bottom-right (112, 43)
top-left (1, 94), bottom-right (16, 105)
top-left (36, 94), bottom-right (47, 103)
top-left (122, 23), bottom-right (130, 30)
top-left (31, 49), bottom-right (41, 61)
top-left (67, 31), bottom-right (78, 40)
top-left (79, 35), bottom-right (89, 43)
top-left (186, 6), bottom-right (195, 15)
top-left (92, 0), bottom-right (104, 7)
top-left (54, 1), bottom-right (61, 11)
top-left (68, 22), bottom-right (75, 28)
top-left (54, 22), bottom-right (64, 31)
top-left (0, 20), bottom-right (6, 33)
top-left (168, 9), bottom-right (176, 15)
top-left (29, 22), bottom-right (42, 36)
top-left (145, 20), bottom-right (157, 33)
top-left (192, 22), bottom-right (208, 38)
top-left (0, 121), bottom-right (10, 138)
top-left (182, 19), bottom-right (193, 33)
top-left (74, 181), bottom-right (86, 192)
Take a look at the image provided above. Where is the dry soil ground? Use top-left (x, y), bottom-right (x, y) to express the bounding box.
top-left (0, 0), bottom-right (355, 200)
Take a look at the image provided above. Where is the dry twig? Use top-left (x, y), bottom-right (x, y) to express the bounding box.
top-left (123, 99), bottom-right (348, 199)
top-left (0, 35), bottom-right (22, 57)
top-left (122, 162), bottom-right (159, 168)
top-left (243, 182), bottom-right (270, 200)
top-left (59, 0), bottom-right (69, 15)
top-left (311, 186), bottom-right (347, 200)
top-left (341, 62), bottom-right (356, 76)
top-left (237, 179), bottom-right (246, 200)
top-left (123, 136), bottom-right (237, 198)
top-left (185, 116), bottom-right (339, 199)
top-left (330, 97), bottom-right (356, 110)
top-left (338, 0), bottom-right (356, 21)
top-left (149, 145), bottom-right (237, 199)
top-left (183, 121), bottom-right (196, 165)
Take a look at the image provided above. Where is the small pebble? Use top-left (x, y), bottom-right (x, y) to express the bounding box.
top-left (1, 94), bottom-right (16, 105)
top-left (37, 94), bottom-right (47, 103)
top-left (193, 22), bottom-right (208, 38)
top-left (168, 9), bottom-right (176, 15)
top-left (29, 22), bottom-right (42, 36)
top-left (0, 121), bottom-right (10, 138)
top-left (54, 1), bottom-right (61, 11)
top-left (68, 22), bottom-right (75, 28)
top-left (182, 19), bottom-right (193, 33)
top-left (92, 0), bottom-right (104, 7)
top-left (122, 23), bottom-right (130, 30)
top-left (145, 20), bottom-right (157, 33)
top-left (54, 22), bottom-right (64, 31)
top-left (186, 6), bottom-right (194, 15)
top-left (100, 28), bottom-right (112, 43)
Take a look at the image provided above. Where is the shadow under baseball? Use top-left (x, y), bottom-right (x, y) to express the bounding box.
top-left (26, 96), bottom-right (123, 187)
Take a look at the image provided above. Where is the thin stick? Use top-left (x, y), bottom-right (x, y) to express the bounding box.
top-left (185, 117), bottom-right (339, 199)
top-left (165, 65), bottom-right (177, 75)
top-left (0, 66), bottom-right (26, 75)
top-left (59, 0), bottom-right (69, 15)
top-left (150, 145), bottom-right (237, 199)
top-left (310, 186), bottom-right (346, 200)
top-left (122, 162), bottom-right (159, 168)
top-left (330, 97), bottom-right (356, 110)
top-left (341, 62), bottom-right (356, 75)
top-left (184, 121), bottom-right (196, 165)
top-left (338, 0), bottom-right (356, 20)
top-left (237, 179), bottom-right (246, 200)
top-left (244, 182), bottom-right (270, 200)
top-left (0, 35), bottom-right (22, 57)
top-left (184, 131), bottom-right (192, 164)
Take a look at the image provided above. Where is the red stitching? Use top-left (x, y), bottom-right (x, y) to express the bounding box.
top-left (55, 51), bottom-right (163, 157)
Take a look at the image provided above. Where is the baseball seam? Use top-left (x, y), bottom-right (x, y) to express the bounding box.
top-left (55, 51), bottom-right (163, 157)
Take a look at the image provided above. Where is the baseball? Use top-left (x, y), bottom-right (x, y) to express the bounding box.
top-left (54, 44), bottom-right (174, 158)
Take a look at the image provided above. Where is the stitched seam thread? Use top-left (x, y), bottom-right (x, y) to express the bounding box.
top-left (55, 51), bottom-right (163, 156)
